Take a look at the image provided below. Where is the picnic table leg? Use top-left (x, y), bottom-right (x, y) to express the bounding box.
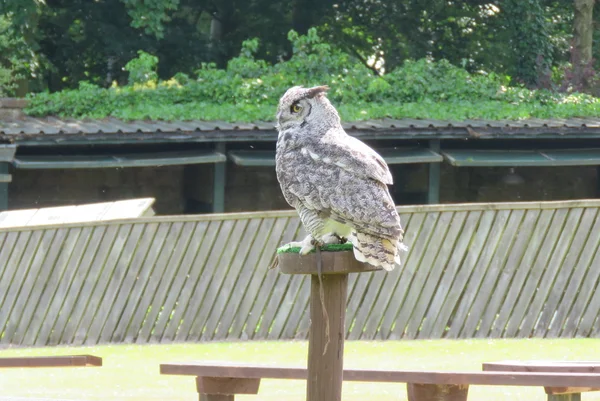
top-left (407, 383), bottom-right (469, 401)
top-left (547, 393), bottom-right (581, 401)
top-left (199, 396), bottom-right (233, 401)
top-left (196, 376), bottom-right (260, 401)
top-left (545, 386), bottom-right (588, 401)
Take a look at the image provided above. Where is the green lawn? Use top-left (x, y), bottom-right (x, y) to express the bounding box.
top-left (0, 339), bottom-right (599, 401)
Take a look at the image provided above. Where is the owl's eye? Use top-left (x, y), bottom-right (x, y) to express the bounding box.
top-left (290, 103), bottom-right (302, 113)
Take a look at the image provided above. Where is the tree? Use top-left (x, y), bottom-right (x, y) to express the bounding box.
top-left (573, 0), bottom-right (595, 91)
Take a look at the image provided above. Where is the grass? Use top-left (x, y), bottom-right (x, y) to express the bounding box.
top-left (276, 243), bottom-right (353, 254)
top-left (1, 339), bottom-right (600, 401)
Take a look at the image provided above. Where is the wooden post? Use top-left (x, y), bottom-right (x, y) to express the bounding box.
top-left (0, 162), bottom-right (10, 211)
top-left (278, 250), bottom-right (380, 401)
top-left (213, 142), bottom-right (226, 213)
top-left (307, 273), bottom-right (347, 401)
top-left (428, 139), bottom-right (440, 204)
top-left (0, 145), bottom-right (16, 212)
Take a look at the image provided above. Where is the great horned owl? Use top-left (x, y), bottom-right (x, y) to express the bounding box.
top-left (275, 85), bottom-right (407, 271)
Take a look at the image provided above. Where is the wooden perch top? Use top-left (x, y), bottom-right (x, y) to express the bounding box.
top-left (277, 249), bottom-right (381, 275)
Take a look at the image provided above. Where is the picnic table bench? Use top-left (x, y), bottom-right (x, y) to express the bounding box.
top-left (484, 360), bottom-right (600, 401)
top-left (0, 355), bottom-right (102, 368)
top-left (160, 362), bottom-right (600, 401)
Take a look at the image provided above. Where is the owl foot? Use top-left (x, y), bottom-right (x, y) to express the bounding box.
top-left (322, 233), bottom-right (348, 245)
top-left (287, 235), bottom-right (318, 255)
top-left (322, 233), bottom-right (342, 245)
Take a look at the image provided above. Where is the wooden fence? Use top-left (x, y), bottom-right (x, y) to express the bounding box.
top-left (1, 200), bottom-right (600, 347)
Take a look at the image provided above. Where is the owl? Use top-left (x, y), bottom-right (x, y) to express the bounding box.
top-left (275, 85), bottom-right (407, 271)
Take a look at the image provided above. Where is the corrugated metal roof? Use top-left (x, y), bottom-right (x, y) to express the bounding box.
top-left (3, 117), bottom-right (600, 144)
top-left (2, 116), bottom-right (600, 135)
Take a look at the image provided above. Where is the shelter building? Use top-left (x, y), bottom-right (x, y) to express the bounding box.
top-left (2, 98), bottom-right (600, 214)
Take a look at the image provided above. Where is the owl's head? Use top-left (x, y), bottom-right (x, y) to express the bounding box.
top-left (276, 85), bottom-right (340, 133)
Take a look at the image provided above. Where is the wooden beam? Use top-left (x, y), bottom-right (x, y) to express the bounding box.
top-left (213, 143), bottom-right (226, 213)
top-left (12, 150), bottom-right (226, 169)
top-left (428, 140), bottom-right (440, 204)
top-left (0, 162), bottom-right (9, 211)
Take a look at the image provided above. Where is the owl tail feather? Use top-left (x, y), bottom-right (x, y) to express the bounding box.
top-left (349, 232), bottom-right (407, 272)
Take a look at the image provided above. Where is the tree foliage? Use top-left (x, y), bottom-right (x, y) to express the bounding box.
top-left (0, 0), bottom-right (598, 97)
top-left (26, 29), bottom-right (600, 122)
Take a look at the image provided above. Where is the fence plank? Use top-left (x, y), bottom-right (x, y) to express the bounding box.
top-left (462, 209), bottom-right (526, 338)
top-left (358, 213), bottom-right (418, 340)
top-left (3, 229), bottom-right (57, 343)
top-left (30, 227), bottom-right (84, 345)
top-left (46, 226), bottom-right (102, 345)
top-left (76, 224), bottom-right (133, 345)
top-left (0, 230), bottom-right (40, 344)
top-left (247, 218), bottom-right (298, 340)
top-left (114, 222), bottom-right (172, 342)
top-left (568, 232), bottom-right (600, 336)
top-left (195, 219), bottom-right (248, 341)
top-left (491, 209), bottom-right (555, 338)
top-left (255, 218), bottom-right (303, 339)
top-left (176, 220), bottom-right (239, 342)
top-left (268, 274), bottom-right (306, 340)
top-left (379, 212), bottom-right (437, 339)
top-left (445, 210), bottom-right (507, 339)
top-left (476, 210), bottom-right (541, 338)
top-left (141, 222), bottom-right (197, 343)
top-left (421, 211), bottom-right (482, 338)
top-left (0, 231), bottom-right (26, 343)
top-left (519, 208), bottom-right (583, 337)
top-left (92, 223), bottom-right (148, 344)
top-left (59, 225), bottom-right (117, 344)
top-left (349, 215), bottom-right (415, 340)
top-left (105, 222), bottom-right (160, 343)
top-left (77, 224), bottom-right (134, 345)
top-left (504, 209), bottom-right (568, 338)
top-left (131, 222), bottom-right (187, 342)
top-left (159, 221), bottom-right (210, 342)
top-left (182, 219), bottom-right (239, 341)
top-left (392, 212), bottom-right (455, 339)
top-left (156, 221), bottom-right (215, 342)
top-left (226, 218), bottom-right (288, 340)
top-left (409, 211), bottom-right (468, 339)
top-left (533, 208), bottom-right (596, 337)
top-left (13, 228), bottom-right (68, 345)
top-left (364, 213), bottom-right (424, 339)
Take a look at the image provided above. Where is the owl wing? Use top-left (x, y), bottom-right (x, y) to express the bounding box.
top-left (292, 136), bottom-right (402, 241)
top-left (316, 135), bottom-right (393, 185)
top-left (326, 174), bottom-right (403, 241)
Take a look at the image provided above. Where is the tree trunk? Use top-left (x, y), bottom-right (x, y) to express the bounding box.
top-left (573, 0), bottom-right (595, 90)
top-left (574, 0), bottom-right (594, 64)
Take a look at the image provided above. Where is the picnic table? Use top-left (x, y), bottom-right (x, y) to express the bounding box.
top-left (483, 360), bottom-right (600, 401)
top-left (0, 355), bottom-right (102, 368)
top-left (160, 361), bottom-right (600, 401)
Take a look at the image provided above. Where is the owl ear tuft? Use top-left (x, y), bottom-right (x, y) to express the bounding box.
top-left (306, 85), bottom-right (329, 99)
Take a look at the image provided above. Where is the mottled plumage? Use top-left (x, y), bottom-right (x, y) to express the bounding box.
top-left (275, 85), bottom-right (407, 271)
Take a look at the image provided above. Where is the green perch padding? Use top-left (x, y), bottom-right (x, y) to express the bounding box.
top-left (276, 242), bottom-right (354, 254)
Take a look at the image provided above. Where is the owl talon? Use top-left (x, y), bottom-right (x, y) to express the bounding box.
top-left (287, 235), bottom-right (317, 255)
top-left (322, 233), bottom-right (341, 245)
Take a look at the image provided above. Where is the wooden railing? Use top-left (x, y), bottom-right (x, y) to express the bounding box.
top-left (1, 200), bottom-right (599, 346)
